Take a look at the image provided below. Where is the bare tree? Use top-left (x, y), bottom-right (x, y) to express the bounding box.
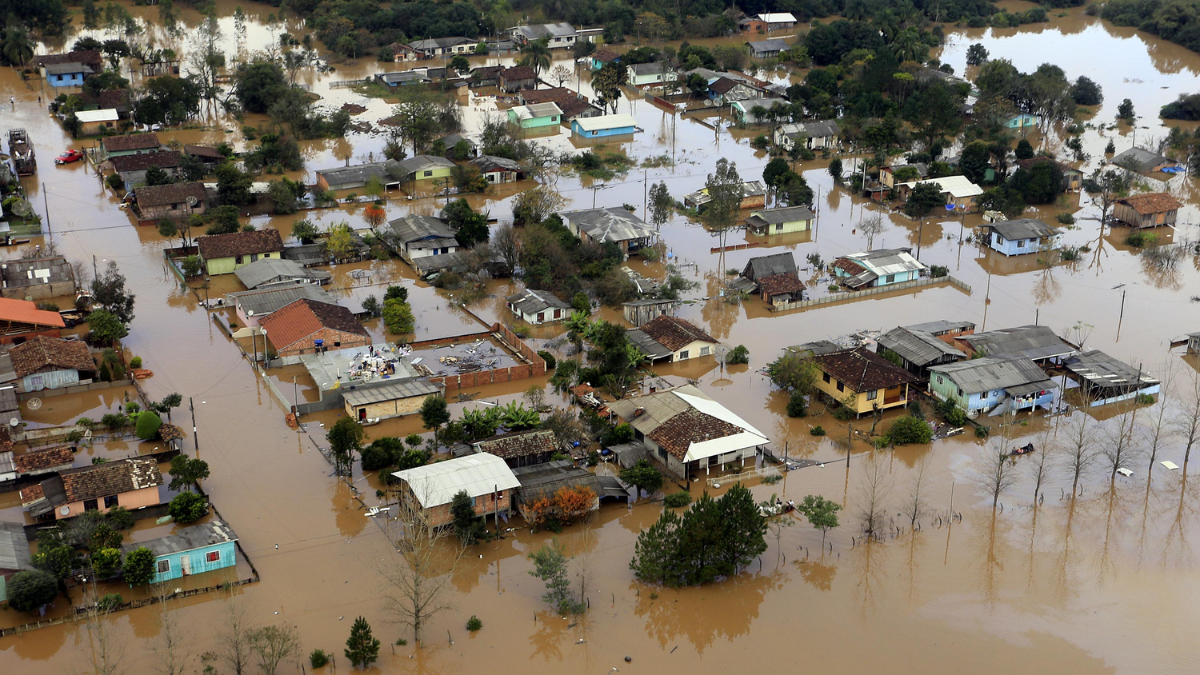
top-left (1101, 398), bottom-right (1143, 482)
top-left (72, 259), bottom-right (91, 291)
top-left (1028, 425), bottom-right (1056, 504)
top-left (898, 454), bottom-right (930, 529)
top-left (380, 482), bottom-right (463, 643)
top-left (1144, 362), bottom-right (1175, 476)
top-left (213, 591), bottom-right (256, 675)
top-left (150, 584), bottom-right (189, 675)
top-left (248, 624), bottom-right (300, 675)
top-left (570, 522), bottom-right (599, 607)
top-left (855, 452), bottom-right (893, 536)
top-left (973, 444), bottom-right (1019, 510)
top-left (860, 211), bottom-right (884, 251)
top-left (80, 566), bottom-right (126, 675)
top-left (549, 64), bottom-right (573, 88)
top-left (491, 223), bottom-right (519, 274)
top-left (1174, 367), bottom-right (1200, 470)
top-left (1060, 411), bottom-right (1097, 497)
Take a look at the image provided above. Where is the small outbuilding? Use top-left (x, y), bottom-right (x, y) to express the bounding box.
top-left (10, 336), bottom-right (95, 392)
top-left (343, 378), bottom-right (444, 423)
top-left (745, 206), bottom-right (813, 235)
top-left (1112, 192), bottom-right (1182, 229)
top-left (134, 182), bottom-right (207, 222)
top-left (507, 289), bottom-right (570, 325)
top-left (474, 429), bottom-right (560, 468)
top-left (1064, 350), bottom-right (1161, 407)
top-left (234, 257), bottom-right (331, 290)
top-left (121, 520), bottom-right (238, 584)
top-left (392, 453), bottom-right (519, 528)
top-left (982, 218), bottom-right (1062, 256)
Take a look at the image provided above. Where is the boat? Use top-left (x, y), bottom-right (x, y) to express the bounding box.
top-left (1009, 443), bottom-right (1036, 457)
top-left (758, 499), bottom-right (796, 518)
top-left (360, 417), bottom-right (382, 426)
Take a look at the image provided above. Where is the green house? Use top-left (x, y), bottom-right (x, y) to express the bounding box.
top-left (507, 103), bottom-right (563, 130)
top-left (196, 229), bottom-right (285, 276)
top-left (397, 154), bottom-right (456, 182)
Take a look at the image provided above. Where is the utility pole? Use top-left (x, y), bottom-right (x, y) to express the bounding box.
top-left (92, 254), bottom-right (99, 280)
top-left (42, 181), bottom-right (51, 243)
top-left (642, 169), bottom-right (648, 217)
top-left (189, 396), bottom-right (199, 450)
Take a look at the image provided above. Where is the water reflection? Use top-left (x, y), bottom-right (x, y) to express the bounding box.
top-left (633, 571), bottom-right (784, 652)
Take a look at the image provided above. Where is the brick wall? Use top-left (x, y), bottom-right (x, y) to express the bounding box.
top-left (429, 322), bottom-right (547, 392)
top-left (418, 489), bottom-right (512, 528)
top-left (276, 328), bottom-right (370, 358)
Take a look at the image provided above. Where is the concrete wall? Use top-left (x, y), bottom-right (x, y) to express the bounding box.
top-left (430, 323), bottom-right (547, 392)
top-left (58, 485), bottom-right (160, 520)
top-left (1, 280), bottom-right (77, 301)
top-left (274, 327), bottom-right (370, 358)
top-left (345, 391), bottom-right (437, 421)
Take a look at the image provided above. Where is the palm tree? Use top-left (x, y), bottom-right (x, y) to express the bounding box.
top-left (520, 38), bottom-right (551, 76)
top-left (2, 26), bottom-right (34, 67)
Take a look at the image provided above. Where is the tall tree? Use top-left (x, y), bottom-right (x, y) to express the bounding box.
top-left (519, 38), bottom-right (551, 75)
top-left (326, 417), bottom-right (363, 476)
top-left (701, 159), bottom-right (743, 276)
top-left (592, 61), bottom-right (628, 114)
top-left (381, 488), bottom-right (462, 642)
top-left (648, 181), bottom-right (673, 229)
top-left (91, 261), bottom-right (135, 326)
top-left (344, 616), bottom-right (380, 668)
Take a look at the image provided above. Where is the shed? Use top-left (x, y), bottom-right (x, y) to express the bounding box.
top-left (896, 175), bottom-right (983, 212)
top-left (929, 357), bottom-right (1057, 417)
top-left (876, 326), bottom-right (966, 378)
top-left (474, 429), bottom-right (559, 468)
top-left (954, 325), bottom-right (1074, 363)
top-left (314, 160), bottom-right (402, 192)
top-left (511, 459), bottom-right (604, 518)
top-left (234, 257), bottom-right (331, 290)
top-left (383, 214), bottom-right (459, 263)
top-left (10, 336), bottom-right (95, 391)
top-left (742, 253), bottom-right (798, 282)
top-left (571, 114), bottom-right (640, 138)
top-left (1113, 192), bottom-right (1182, 229)
top-left (392, 454), bottom-right (519, 527)
top-left (0, 256), bottom-right (77, 300)
top-left (622, 298), bottom-right (678, 327)
top-left (343, 378), bottom-right (443, 422)
top-left (626, 328), bottom-right (675, 363)
top-left (499, 66), bottom-right (537, 93)
top-left (471, 155), bottom-right (525, 183)
top-left (506, 289), bottom-right (570, 324)
top-left (1112, 147), bottom-right (1178, 173)
top-left (1064, 350), bottom-right (1160, 406)
top-left (75, 108), bottom-right (119, 135)
top-left (134, 182), bottom-right (208, 222)
top-left (773, 120), bottom-right (840, 150)
top-left (747, 206), bottom-right (814, 236)
top-left (121, 520), bottom-right (238, 584)
top-left (747, 39), bottom-right (790, 58)
top-left (683, 181), bottom-right (767, 210)
top-left (832, 248), bottom-right (927, 289)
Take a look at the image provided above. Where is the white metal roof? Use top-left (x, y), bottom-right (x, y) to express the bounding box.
top-left (75, 109), bottom-right (119, 123)
top-left (756, 13), bottom-right (797, 23)
top-left (900, 175), bottom-right (983, 199)
top-left (676, 391), bottom-right (768, 438)
top-left (393, 454), bottom-right (519, 508)
top-left (511, 102), bottom-right (563, 120)
top-left (573, 114), bottom-right (638, 132)
top-left (684, 431), bottom-right (768, 462)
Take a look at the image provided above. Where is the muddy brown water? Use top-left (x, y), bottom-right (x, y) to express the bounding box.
top-left (3, 4), bottom-right (1200, 673)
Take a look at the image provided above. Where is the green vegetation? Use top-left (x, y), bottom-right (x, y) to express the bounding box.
top-left (725, 345), bottom-right (750, 365)
top-left (663, 491), bottom-right (692, 508)
top-left (619, 459), bottom-right (664, 496)
top-left (134, 410), bottom-right (162, 440)
top-left (467, 615), bottom-right (483, 631)
top-left (7, 570), bottom-right (59, 612)
top-left (529, 539), bottom-right (584, 614)
top-left (883, 416), bottom-right (933, 445)
top-left (167, 492), bottom-right (209, 524)
top-left (451, 490), bottom-right (488, 545)
top-left (123, 547), bottom-right (156, 586)
top-left (344, 616), bottom-right (381, 668)
top-left (309, 650), bottom-right (330, 669)
top-left (797, 495), bottom-right (842, 545)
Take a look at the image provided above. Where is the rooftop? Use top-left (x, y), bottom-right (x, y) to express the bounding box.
top-left (259, 298), bottom-right (368, 349)
top-left (57, 457), bottom-right (162, 506)
top-left (315, 160), bottom-right (401, 187)
top-left (507, 289), bottom-right (570, 315)
top-left (393, 453), bottom-right (520, 508)
top-left (606, 384), bottom-right (768, 462)
top-left (511, 459), bottom-right (604, 503)
top-left (10, 336), bottom-right (94, 378)
top-left (0, 297), bottom-right (65, 329)
top-left (906, 319), bottom-right (975, 335)
top-left (109, 150), bottom-right (181, 173)
top-left (135, 182), bottom-right (206, 208)
top-left (74, 108), bottom-right (118, 123)
top-left (639, 315), bottom-right (717, 352)
top-left (931, 357), bottom-right (1058, 396)
top-left (900, 175), bottom-right (984, 199)
top-left (757, 273), bottom-right (806, 297)
top-left (1, 256), bottom-right (75, 288)
top-left (229, 284), bottom-right (333, 318)
top-left (959, 325), bottom-right (1074, 361)
top-left (1116, 192), bottom-right (1183, 215)
top-left (812, 347), bottom-right (919, 392)
top-left (987, 218), bottom-right (1059, 241)
top-left (562, 207), bottom-right (654, 244)
top-left (197, 229), bottom-right (284, 261)
top-left (121, 520), bottom-right (238, 558)
top-left (877, 326), bottom-right (965, 366)
top-left (1064, 350), bottom-right (1160, 391)
top-left (342, 379), bottom-right (442, 407)
top-left (101, 133), bottom-right (161, 153)
top-left (13, 445), bottom-right (75, 474)
top-left (1112, 146), bottom-right (1176, 172)
top-left (572, 113), bottom-right (639, 132)
top-left (747, 39), bottom-right (791, 52)
top-left (385, 214), bottom-right (457, 247)
top-left (396, 154), bottom-right (456, 176)
top-left (234, 257), bottom-right (331, 290)
top-left (510, 102), bottom-right (563, 120)
top-left (474, 429), bottom-right (558, 460)
top-left (743, 252), bottom-right (798, 281)
top-left (300, 343), bottom-right (421, 391)
top-left (0, 521), bottom-right (31, 573)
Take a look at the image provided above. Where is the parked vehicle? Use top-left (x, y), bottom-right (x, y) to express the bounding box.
top-left (55, 149), bottom-right (83, 164)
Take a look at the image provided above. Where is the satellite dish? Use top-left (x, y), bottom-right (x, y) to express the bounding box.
top-left (185, 195), bottom-right (198, 206)
top-left (8, 417), bottom-right (16, 427)
top-left (26, 397), bottom-right (41, 410)
top-left (9, 198), bottom-right (32, 217)
top-left (60, 506), bottom-right (70, 516)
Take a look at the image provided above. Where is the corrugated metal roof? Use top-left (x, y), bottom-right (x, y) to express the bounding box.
top-left (573, 114), bottom-right (639, 132)
top-left (877, 327), bottom-right (964, 366)
top-left (120, 520), bottom-right (237, 558)
top-left (987, 218), bottom-right (1058, 241)
top-left (627, 328), bottom-right (674, 361)
top-left (0, 450), bottom-right (13, 475)
top-left (393, 454), bottom-right (520, 508)
top-left (905, 320), bottom-right (975, 335)
top-left (930, 357), bottom-right (1057, 396)
top-left (1064, 350), bottom-right (1159, 389)
top-left (507, 289), bottom-right (570, 315)
top-left (234, 258), bottom-right (330, 289)
top-left (899, 175), bottom-right (983, 199)
top-left (230, 284), bottom-right (333, 318)
top-left (839, 248), bottom-right (926, 278)
top-left (0, 521), bottom-right (32, 572)
top-left (563, 207), bottom-right (654, 244)
top-left (343, 379), bottom-right (442, 407)
top-left (961, 325), bottom-right (1073, 361)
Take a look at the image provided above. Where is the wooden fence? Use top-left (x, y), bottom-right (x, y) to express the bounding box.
top-left (770, 276), bottom-right (973, 312)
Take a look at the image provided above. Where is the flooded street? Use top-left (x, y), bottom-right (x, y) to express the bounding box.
top-left (5, 4), bottom-right (1200, 674)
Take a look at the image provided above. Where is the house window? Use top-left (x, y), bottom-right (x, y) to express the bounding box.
top-left (958, 388), bottom-right (964, 398)
top-left (84, 499), bottom-right (98, 511)
top-left (885, 274), bottom-right (895, 283)
top-left (205, 551), bottom-right (221, 563)
top-left (1017, 239), bottom-right (1025, 248)
top-left (937, 375), bottom-right (943, 385)
top-left (235, 255), bottom-right (244, 264)
top-left (679, 350), bottom-right (689, 359)
top-left (553, 309), bottom-right (561, 319)
top-left (104, 495), bottom-right (118, 508)
top-left (250, 254), bottom-right (259, 262)
top-left (423, 170), bottom-right (433, 177)
top-left (700, 346), bottom-right (710, 356)
top-left (537, 312), bottom-right (544, 322)
top-left (866, 390), bottom-right (877, 400)
top-left (836, 381), bottom-right (844, 392)
top-left (157, 560), bottom-right (170, 573)
top-left (822, 373), bottom-right (831, 383)
top-left (29, 375), bottom-right (43, 389)
top-left (776, 223), bottom-right (783, 232)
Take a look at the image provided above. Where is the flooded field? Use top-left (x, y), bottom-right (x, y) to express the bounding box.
top-left (4, 3), bottom-right (1200, 674)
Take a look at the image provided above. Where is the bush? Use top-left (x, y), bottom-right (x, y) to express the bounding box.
top-left (587, 450), bottom-right (600, 466)
top-left (942, 405), bottom-right (967, 427)
top-left (1137, 393), bottom-right (1155, 405)
top-left (382, 298), bottom-right (415, 334)
top-left (810, 425), bottom-right (826, 436)
top-left (663, 491), bottom-right (692, 508)
top-left (97, 593), bottom-right (123, 611)
top-left (929, 265), bottom-right (949, 278)
top-left (135, 410), bottom-right (162, 440)
top-left (786, 389), bottom-right (807, 418)
top-left (1126, 231), bottom-right (1156, 248)
top-left (106, 506), bottom-right (134, 530)
top-left (167, 491), bottom-right (208, 524)
top-left (106, 173), bottom-right (124, 191)
top-left (7, 569), bottom-right (59, 612)
top-left (466, 615), bottom-right (482, 632)
top-left (601, 423), bottom-right (634, 447)
top-left (310, 649), bottom-right (330, 668)
top-left (725, 345), bottom-right (749, 365)
top-left (123, 547), bottom-right (156, 585)
top-left (886, 416), bottom-right (933, 445)
top-left (537, 350), bottom-right (556, 370)
top-left (974, 425), bottom-right (990, 438)
top-left (1056, 213), bottom-right (1075, 224)
top-left (129, 356), bottom-right (142, 369)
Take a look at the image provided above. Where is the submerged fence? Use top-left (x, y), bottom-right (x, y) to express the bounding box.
top-left (770, 276), bottom-right (973, 313)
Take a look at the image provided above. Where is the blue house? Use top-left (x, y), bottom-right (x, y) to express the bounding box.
top-left (571, 113), bottom-right (639, 138)
top-left (1006, 113), bottom-right (1037, 129)
top-left (983, 218), bottom-right (1062, 256)
top-left (832, 248), bottom-right (927, 290)
top-left (929, 357), bottom-right (1058, 418)
top-left (122, 520), bottom-right (238, 584)
top-left (44, 62), bottom-right (93, 88)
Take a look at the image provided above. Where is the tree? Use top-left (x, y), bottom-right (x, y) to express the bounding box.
top-left (629, 508), bottom-right (681, 584)
top-left (448, 54), bottom-right (470, 75)
top-left (451, 490), bottom-right (486, 545)
top-left (382, 298), bottom-right (414, 334)
top-left (855, 453), bottom-right (892, 536)
top-left (965, 43), bottom-right (988, 66)
top-left (91, 547), bottom-right (122, 579)
top-left (702, 158), bottom-right (743, 275)
top-left (344, 616), bottom-right (380, 668)
top-left (441, 198), bottom-right (489, 247)
top-left (959, 141), bottom-right (992, 185)
top-left (362, 202), bottom-right (386, 229)
top-left (1015, 138), bottom-right (1035, 160)
top-left (1177, 368), bottom-right (1200, 469)
top-left (618, 459), bottom-right (663, 496)
top-left (511, 185), bottom-right (565, 227)
top-left (974, 439), bottom-right (1018, 510)
top-left (762, 157), bottom-right (791, 189)
top-left (1101, 401), bottom-right (1143, 482)
top-left (123, 547), bottom-right (156, 585)
top-left (205, 205), bottom-right (242, 235)
top-left (249, 624), bottom-right (300, 675)
top-left (798, 495), bottom-right (841, 546)
top-left (168, 456), bottom-right (210, 492)
top-left (268, 180), bottom-right (300, 215)
top-left (327, 417), bottom-right (364, 476)
top-left (828, 158), bottom-right (843, 184)
top-left (860, 211), bottom-right (885, 250)
top-left (787, 389), bottom-right (807, 417)
top-left (168, 492), bottom-right (208, 523)
top-left (234, 60), bottom-right (288, 114)
top-left (144, 165), bottom-right (172, 187)
top-left (1117, 98), bottom-right (1135, 121)
top-left (381, 486), bottom-right (462, 642)
top-left (419, 396), bottom-right (450, 446)
top-left (325, 222), bottom-right (357, 262)
top-left (292, 219), bottom-right (318, 244)
top-left (715, 484), bottom-right (768, 574)
top-left (7, 569), bottom-right (58, 612)
top-left (528, 539), bottom-right (583, 614)
top-left (903, 182), bottom-right (945, 218)
top-left (215, 163), bottom-right (254, 207)
top-left (767, 352), bottom-right (818, 394)
top-left (1086, 168), bottom-right (1132, 227)
top-left (1060, 410), bottom-right (1097, 497)
top-left (549, 64), bottom-right (573, 88)
top-left (648, 181), bottom-right (673, 229)
top-left (899, 455), bottom-right (930, 529)
top-left (593, 61), bottom-right (628, 114)
top-left (88, 309), bottom-right (128, 344)
top-left (519, 38), bottom-right (551, 75)
top-left (135, 410), bottom-right (162, 439)
top-left (215, 593), bottom-right (256, 675)
top-left (91, 260), bottom-right (135, 325)
top-left (152, 392), bottom-right (184, 422)
top-left (1070, 76), bottom-right (1103, 106)
top-left (886, 416), bottom-right (932, 445)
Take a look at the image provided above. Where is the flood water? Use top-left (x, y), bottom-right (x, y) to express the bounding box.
top-left (4, 3), bottom-right (1200, 673)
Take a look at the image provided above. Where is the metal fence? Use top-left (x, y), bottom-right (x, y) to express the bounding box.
top-left (771, 276), bottom-right (972, 312)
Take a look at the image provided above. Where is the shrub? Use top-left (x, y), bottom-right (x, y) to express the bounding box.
top-left (1126, 231), bottom-right (1156, 248)
top-left (537, 350), bottom-right (556, 370)
top-left (942, 405), bottom-right (967, 427)
top-left (886, 416), bottom-right (933, 445)
top-left (810, 425), bottom-right (826, 436)
top-left (129, 356), bottom-right (142, 368)
top-left (587, 450), bottom-right (600, 466)
top-left (395, 638), bottom-right (408, 646)
top-left (466, 615), bottom-right (482, 631)
top-left (725, 345), bottom-right (749, 365)
top-left (786, 389), bottom-right (807, 417)
top-left (97, 593), bottom-right (123, 611)
top-left (106, 506), bottom-right (135, 530)
top-left (106, 173), bottom-right (124, 191)
top-left (1137, 393), bottom-right (1155, 405)
top-left (1056, 212), bottom-right (1075, 224)
top-left (929, 265), bottom-right (949, 278)
top-left (167, 491), bottom-right (208, 524)
top-left (762, 474), bottom-right (782, 485)
top-left (122, 547), bottom-right (155, 585)
top-left (663, 491), bottom-right (692, 508)
top-left (135, 410), bottom-right (162, 440)
top-left (310, 649), bottom-right (330, 668)
top-left (7, 569), bottom-right (59, 612)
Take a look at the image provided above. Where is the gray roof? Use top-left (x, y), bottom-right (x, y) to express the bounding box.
top-left (385, 214), bottom-right (457, 248)
top-left (877, 326), bottom-right (964, 366)
top-left (988, 218), bottom-right (1059, 241)
top-left (0, 521), bottom-right (32, 572)
top-left (905, 320), bottom-right (975, 335)
top-left (0, 451), bottom-right (11, 475)
top-left (1112, 147), bottom-right (1175, 172)
top-left (747, 39), bottom-right (790, 53)
top-left (234, 257), bottom-right (331, 290)
top-left (685, 181), bottom-right (768, 207)
top-left (45, 62), bottom-right (92, 75)
top-left (121, 520), bottom-right (238, 558)
top-left (749, 206), bottom-right (813, 226)
top-left (393, 453), bottom-right (520, 508)
top-left (780, 120), bottom-right (840, 139)
top-left (514, 23), bottom-right (577, 40)
top-left (930, 357), bottom-right (1057, 396)
top-left (0, 358), bottom-right (16, 388)
top-left (960, 325), bottom-right (1074, 361)
top-left (1, 256), bottom-right (74, 288)
top-left (472, 155), bottom-right (522, 173)
top-left (316, 161), bottom-right (401, 189)
top-left (607, 441), bottom-right (651, 468)
top-left (412, 250), bottom-right (467, 274)
top-left (343, 379), bottom-right (442, 407)
top-left (229, 284), bottom-right (333, 317)
top-left (743, 252), bottom-right (798, 281)
top-left (787, 340), bottom-right (845, 356)
top-left (512, 459), bottom-right (603, 503)
top-left (629, 61), bottom-right (669, 75)
top-left (563, 207), bottom-right (655, 244)
top-left (282, 243), bottom-right (326, 267)
top-left (1064, 350), bottom-right (1159, 391)
top-left (626, 328), bottom-right (675, 361)
top-left (409, 36), bottom-right (475, 51)
top-left (837, 248), bottom-right (926, 287)
top-left (507, 289), bottom-right (570, 315)
top-left (397, 155), bottom-right (455, 176)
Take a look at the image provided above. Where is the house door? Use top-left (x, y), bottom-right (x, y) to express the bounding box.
top-left (180, 555), bottom-right (191, 576)
top-left (359, 408), bottom-right (366, 422)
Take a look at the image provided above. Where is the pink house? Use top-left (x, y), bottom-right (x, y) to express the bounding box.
top-left (20, 457), bottom-right (162, 520)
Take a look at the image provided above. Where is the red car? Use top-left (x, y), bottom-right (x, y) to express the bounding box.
top-left (55, 149), bottom-right (83, 165)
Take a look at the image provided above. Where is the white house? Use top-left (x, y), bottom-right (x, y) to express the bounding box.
top-left (506, 289), bottom-right (571, 324)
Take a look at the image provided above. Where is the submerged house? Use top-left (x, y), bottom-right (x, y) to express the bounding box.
top-left (810, 346), bottom-right (919, 416)
top-left (1064, 350), bottom-right (1161, 406)
top-left (1112, 193), bottom-right (1182, 229)
top-left (0, 522), bottom-right (32, 603)
top-left (683, 181), bottom-right (767, 210)
top-left (260, 298), bottom-right (370, 358)
top-left (733, 253), bottom-right (805, 304)
top-left (876, 326), bottom-right (966, 379)
top-left (982, 218), bottom-right (1062, 256)
top-left (234, 257), bottom-right (331, 290)
top-left (229, 284), bottom-right (334, 328)
top-left (383, 214), bottom-right (459, 262)
top-left (21, 457), bottom-right (162, 520)
top-left (314, 160), bottom-right (402, 192)
top-left (471, 155), bottom-right (525, 183)
top-left (832, 248), bottom-right (927, 290)
top-left (134, 182), bottom-right (208, 222)
top-left (0, 256), bottom-right (77, 301)
top-left (343, 378), bottom-right (443, 423)
top-left (507, 289), bottom-right (570, 325)
top-left (1111, 147), bottom-right (1178, 173)
top-left (100, 133), bottom-right (162, 160)
top-left (498, 66), bottom-right (537, 93)
top-left (905, 320), bottom-right (976, 343)
top-left (627, 61), bottom-right (677, 86)
top-left (747, 39), bottom-right (790, 59)
top-left (953, 325), bottom-right (1074, 364)
top-left (392, 453), bottom-right (519, 528)
top-left (196, 229), bottom-right (284, 276)
top-left (730, 97), bottom-right (790, 124)
top-left (507, 102), bottom-right (562, 130)
top-left (510, 23), bottom-right (578, 48)
top-left (635, 315), bottom-right (718, 362)
top-left (605, 384), bottom-right (770, 478)
top-left (745, 205), bottom-right (813, 235)
top-left (474, 429), bottom-right (559, 468)
top-left (395, 155), bottom-right (455, 183)
top-left (929, 357), bottom-right (1058, 417)
top-left (10, 336), bottom-right (96, 392)
top-left (561, 207), bottom-right (655, 256)
top-left (512, 459), bottom-right (606, 519)
top-left (571, 114), bottom-right (639, 138)
top-left (0, 298), bottom-right (65, 344)
top-left (773, 120), bottom-right (840, 151)
top-left (896, 175), bottom-right (983, 212)
top-left (109, 151), bottom-right (181, 190)
top-left (122, 520), bottom-right (239, 584)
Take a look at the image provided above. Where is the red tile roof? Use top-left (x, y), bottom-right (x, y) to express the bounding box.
top-left (9, 336), bottom-right (95, 378)
top-left (13, 446), bottom-right (74, 473)
top-left (1117, 192), bottom-right (1182, 215)
top-left (813, 347), bottom-right (918, 393)
top-left (639, 315), bottom-right (717, 352)
top-left (475, 429), bottom-right (557, 460)
top-left (501, 66), bottom-right (536, 81)
top-left (101, 133), bottom-right (162, 153)
top-left (109, 150), bottom-right (180, 173)
top-left (196, 229), bottom-right (284, 261)
top-left (259, 299), bottom-right (368, 350)
top-left (136, 182), bottom-right (206, 208)
top-left (758, 273), bottom-right (805, 297)
top-left (0, 298), bottom-right (66, 329)
top-left (648, 408), bottom-right (742, 460)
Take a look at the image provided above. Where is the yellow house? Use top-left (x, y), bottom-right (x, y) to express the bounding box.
top-left (810, 346), bottom-right (918, 416)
